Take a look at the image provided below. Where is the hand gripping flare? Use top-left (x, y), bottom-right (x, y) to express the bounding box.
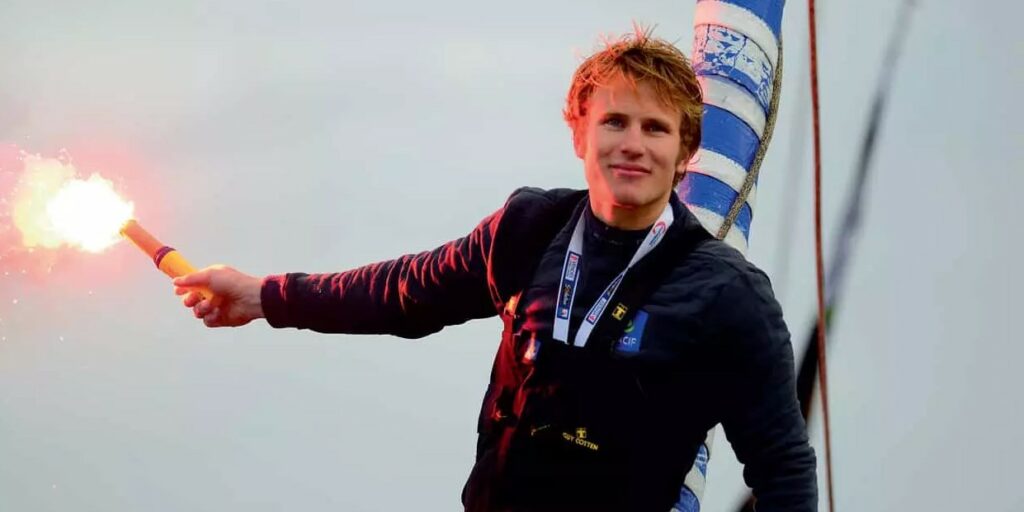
top-left (119, 219), bottom-right (215, 300)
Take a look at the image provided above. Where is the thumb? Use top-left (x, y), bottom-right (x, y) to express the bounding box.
top-left (173, 267), bottom-right (215, 287)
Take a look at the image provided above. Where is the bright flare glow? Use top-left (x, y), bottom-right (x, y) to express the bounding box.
top-left (47, 174), bottom-right (134, 252)
top-left (11, 156), bottom-right (133, 253)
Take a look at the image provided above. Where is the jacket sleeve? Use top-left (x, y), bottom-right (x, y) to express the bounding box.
top-left (258, 198), bottom-right (510, 339)
top-left (714, 268), bottom-right (818, 511)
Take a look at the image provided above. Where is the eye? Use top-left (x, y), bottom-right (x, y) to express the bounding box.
top-left (601, 116), bottom-right (625, 128)
top-left (644, 122), bottom-right (670, 134)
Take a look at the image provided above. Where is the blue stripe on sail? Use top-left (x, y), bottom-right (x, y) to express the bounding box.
top-left (699, 76), bottom-right (766, 137)
top-left (674, 484), bottom-right (701, 512)
top-left (693, 25), bottom-right (774, 110)
top-left (695, 444), bottom-right (710, 477)
top-left (700, 104), bottom-right (760, 171)
top-left (698, 0), bottom-right (785, 37)
top-left (680, 172), bottom-right (753, 238)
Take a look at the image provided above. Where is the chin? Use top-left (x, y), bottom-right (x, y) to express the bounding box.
top-left (609, 194), bottom-right (643, 209)
top-left (609, 186), bottom-right (658, 209)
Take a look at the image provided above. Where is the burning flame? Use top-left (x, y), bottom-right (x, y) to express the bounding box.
top-left (11, 156), bottom-right (134, 253)
top-left (48, 174), bottom-right (134, 252)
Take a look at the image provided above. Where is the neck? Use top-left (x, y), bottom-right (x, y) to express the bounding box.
top-left (588, 194), bottom-right (670, 230)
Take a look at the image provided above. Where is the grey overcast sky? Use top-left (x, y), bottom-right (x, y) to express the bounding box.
top-left (0, 1), bottom-right (1021, 511)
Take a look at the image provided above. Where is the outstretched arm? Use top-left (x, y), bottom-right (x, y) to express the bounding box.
top-left (175, 204), bottom-right (506, 338)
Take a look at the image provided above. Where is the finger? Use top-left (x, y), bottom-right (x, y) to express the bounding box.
top-left (174, 286), bottom-right (189, 296)
top-left (182, 291), bottom-right (203, 308)
top-left (173, 267), bottom-right (214, 288)
top-left (203, 308), bottom-right (221, 328)
top-left (193, 299), bottom-right (214, 318)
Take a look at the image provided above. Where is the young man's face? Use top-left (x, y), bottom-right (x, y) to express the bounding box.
top-left (575, 77), bottom-right (684, 219)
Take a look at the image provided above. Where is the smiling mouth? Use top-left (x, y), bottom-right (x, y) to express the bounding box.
top-left (610, 164), bottom-right (651, 176)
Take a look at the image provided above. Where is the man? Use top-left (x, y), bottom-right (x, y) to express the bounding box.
top-left (175, 31), bottom-right (817, 511)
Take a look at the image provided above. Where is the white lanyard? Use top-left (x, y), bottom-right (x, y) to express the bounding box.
top-left (552, 204), bottom-right (674, 347)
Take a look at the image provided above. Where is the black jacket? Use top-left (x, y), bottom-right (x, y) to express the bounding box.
top-left (261, 187), bottom-right (817, 511)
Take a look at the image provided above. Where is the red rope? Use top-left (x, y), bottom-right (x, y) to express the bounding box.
top-left (807, 1), bottom-right (836, 511)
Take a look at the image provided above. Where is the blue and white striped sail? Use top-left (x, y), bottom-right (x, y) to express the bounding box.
top-left (674, 2), bottom-right (786, 511)
top-left (679, 0), bottom-right (785, 254)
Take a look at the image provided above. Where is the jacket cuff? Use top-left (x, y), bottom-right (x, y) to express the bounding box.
top-left (260, 274), bottom-right (294, 328)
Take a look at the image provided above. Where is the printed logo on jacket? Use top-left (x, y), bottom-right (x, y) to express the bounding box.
top-left (615, 310), bottom-right (649, 353)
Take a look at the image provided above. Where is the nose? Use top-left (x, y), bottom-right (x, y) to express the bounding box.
top-left (617, 125), bottom-right (645, 158)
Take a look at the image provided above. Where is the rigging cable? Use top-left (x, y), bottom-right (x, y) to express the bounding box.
top-left (806, 0), bottom-right (835, 510)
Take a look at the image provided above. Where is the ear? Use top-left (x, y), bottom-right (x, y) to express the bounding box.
top-left (676, 156), bottom-right (688, 173)
top-left (572, 122), bottom-right (586, 160)
top-left (674, 152), bottom-right (691, 185)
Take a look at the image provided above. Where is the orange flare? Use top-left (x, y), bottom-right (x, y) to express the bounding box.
top-left (119, 219), bottom-right (214, 300)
